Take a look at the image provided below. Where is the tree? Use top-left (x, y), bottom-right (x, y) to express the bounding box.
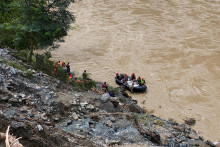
top-left (0, 0), bottom-right (75, 62)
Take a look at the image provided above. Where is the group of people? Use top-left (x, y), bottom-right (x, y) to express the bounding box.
top-left (116, 73), bottom-right (146, 93)
top-left (116, 73), bottom-right (145, 85)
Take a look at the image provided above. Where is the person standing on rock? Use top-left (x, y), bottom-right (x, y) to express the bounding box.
top-left (66, 62), bottom-right (70, 75)
top-left (82, 70), bottom-right (88, 79)
top-left (62, 61), bottom-right (66, 67)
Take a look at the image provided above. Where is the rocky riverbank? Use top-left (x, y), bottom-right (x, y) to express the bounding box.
top-left (0, 48), bottom-right (218, 147)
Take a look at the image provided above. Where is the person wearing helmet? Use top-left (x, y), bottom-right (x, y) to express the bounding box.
top-left (137, 76), bottom-right (141, 85)
top-left (131, 73), bottom-right (136, 80)
top-left (141, 78), bottom-right (146, 85)
top-left (55, 61), bottom-right (60, 67)
top-left (124, 74), bottom-right (128, 83)
top-left (62, 61), bottom-right (66, 67)
top-left (102, 82), bottom-right (108, 93)
top-left (116, 73), bottom-right (120, 79)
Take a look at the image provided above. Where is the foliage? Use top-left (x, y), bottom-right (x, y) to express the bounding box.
top-left (8, 62), bottom-right (26, 71)
top-left (35, 52), bottom-right (69, 81)
top-left (0, 0), bottom-right (75, 62)
top-left (15, 49), bottom-right (30, 62)
top-left (35, 52), bottom-right (54, 75)
top-left (8, 61), bottom-right (33, 78)
top-left (108, 86), bottom-right (120, 95)
top-left (71, 78), bottom-right (97, 91)
top-left (24, 70), bottom-right (33, 78)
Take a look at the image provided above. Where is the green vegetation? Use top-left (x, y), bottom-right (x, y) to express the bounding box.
top-left (8, 62), bottom-right (26, 71)
top-left (127, 113), bottom-right (167, 127)
top-left (0, 0), bottom-right (75, 62)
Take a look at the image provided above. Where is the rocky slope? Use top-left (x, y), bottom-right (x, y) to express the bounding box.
top-left (0, 48), bottom-right (217, 147)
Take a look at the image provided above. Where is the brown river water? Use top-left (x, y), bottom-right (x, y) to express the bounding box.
top-left (51, 0), bottom-right (220, 142)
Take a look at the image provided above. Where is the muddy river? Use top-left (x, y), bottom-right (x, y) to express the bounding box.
top-left (51, 0), bottom-right (220, 142)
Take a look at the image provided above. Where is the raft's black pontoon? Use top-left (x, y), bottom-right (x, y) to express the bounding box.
top-left (115, 74), bottom-right (147, 92)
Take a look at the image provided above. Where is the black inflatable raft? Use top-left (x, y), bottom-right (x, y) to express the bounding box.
top-left (115, 74), bottom-right (147, 92)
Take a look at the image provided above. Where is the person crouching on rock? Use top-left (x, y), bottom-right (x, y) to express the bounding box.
top-left (102, 82), bottom-right (108, 93)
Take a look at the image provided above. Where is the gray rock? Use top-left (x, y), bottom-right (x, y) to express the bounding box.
top-left (206, 140), bottom-right (215, 147)
top-left (10, 67), bottom-right (16, 74)
top-left (1, 96), bottom-right (9, 101)
top-left (184, 118), bottom-right (196, 126)
top-left (0, 74), bottom-right (2, 82)
top-left (109, 117), bottom-right (116, 122)
top-left (21, 94), bottom-right (26, 98)
top-left (0, 110), bottom-right (3, 115)
top-left (11, 122), bottom-right (25, 129)
top-left (34, 114), bottom-right (40, 120)
top-left (187, 139), bottom-right (206, 146)
top-left (37, 124), bottom-right (43, 132)
top-left (5, 110), bottom-right (16, 117)
top-left (35, 86), bottom-right (41, 91)
top-left (106, 120), bottom-right (113, 127)
top-left (66, 119), bottom-right (73, 125)
top-left (80, 102), bottom-right (88, 107)
top-left (101, 93), bottom-right (110, 103)
top-left (72, 112), bottom-right (79, 120)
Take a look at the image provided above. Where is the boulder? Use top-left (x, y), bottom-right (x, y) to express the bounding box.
top-left (10, 67), bottom-right (16, 74)
top-left (11, 122), bottom-right (25, 129)
top-left (37, 124), bottom-right (44, 132)
top-left (106, 120), bottom-right (113, 127)
top-left (187, 139), bottom-right (206, 146)
top-left (72, 112), bottom-right (79, 120)
top-left (184, 118), bottom-right (196, 126)
top-left (173, 125), bottom-right (185, 132)
top-left (101, 93), bottom-right (110, 103)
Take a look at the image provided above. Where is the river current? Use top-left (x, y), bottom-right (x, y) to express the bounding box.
top-left (51, 0), bottom-right (220, 141)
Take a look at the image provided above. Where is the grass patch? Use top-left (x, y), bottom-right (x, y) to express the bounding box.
top-left (24, 70), bottom-right (33, 78)
top-left (8, 62), bottom-right (26, 71)
top-left (0, 57), bottom-right (8, 64)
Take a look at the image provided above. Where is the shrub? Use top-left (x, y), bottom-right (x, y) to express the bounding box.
top-left (71, 78), bottom-right (96, 91)
top-left (24, 70), bottom-right (33, 78)
top-left (35, 52), bottom-right (54, 76)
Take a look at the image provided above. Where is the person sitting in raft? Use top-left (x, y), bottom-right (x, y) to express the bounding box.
top-left (62, 61), bottom-right (66, 67)
top-left (116, 73), bottom-right (121, 80)
top-left (137, 76), bottom-right (141, 85)
top-left (124, 74), bottom-right (128, 83)
top-left (102, 82), bottom-right (108, 93)
top-left (131, 73), bottom-right (136, 81)
top-left (140, 78), bottom-right (146, 85)
top-left (130, 82), bottom-right (134, 93)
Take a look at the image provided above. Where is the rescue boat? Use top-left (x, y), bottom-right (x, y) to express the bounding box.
top-left (115, 74), bottom-right (147, 92)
